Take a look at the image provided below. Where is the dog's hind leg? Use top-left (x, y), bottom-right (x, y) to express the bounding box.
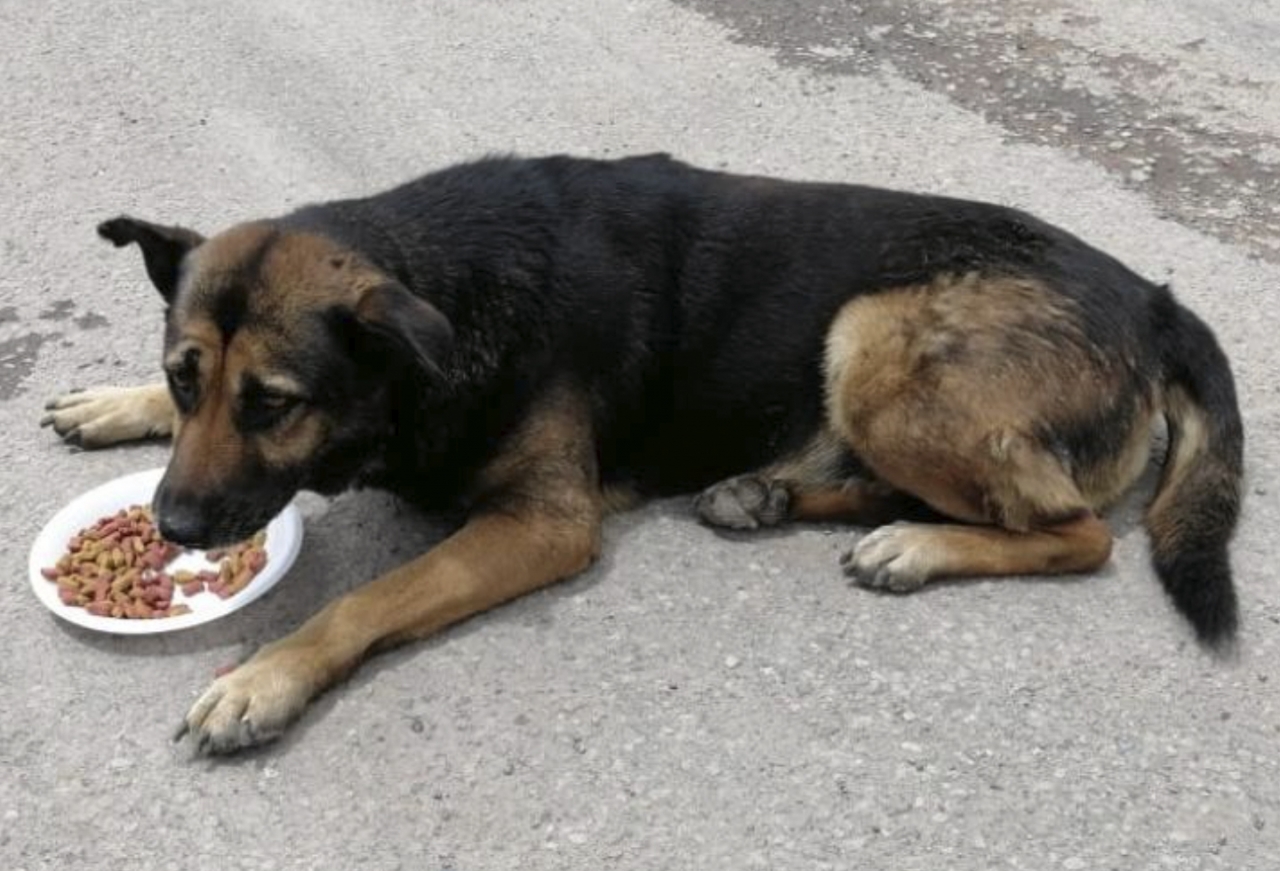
top-left (694, 428), bottom-right (934, 530)
top-left (695, 470), bottom-right (930, 530)
top-left (831, 404), bottom-right (1116, 591)
top-left (41, 382), bottom-right (175, 448)
top-left (832, 409), bottom-right (1118, 590)
top-left (841, 513), bottom-right (1112, 592)
top-left (821, 273), bottom-right (1152, 592)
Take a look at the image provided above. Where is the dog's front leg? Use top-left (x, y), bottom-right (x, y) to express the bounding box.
top-left (42, 382), bottom-right (175, 448)
top-left (179, 506), bottom-right (600, 754)
top-left (178, 384), bottom-right (602, 754)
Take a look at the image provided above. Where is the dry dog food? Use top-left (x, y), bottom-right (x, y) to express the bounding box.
top-left (40, 505), bottom-right (268, 619)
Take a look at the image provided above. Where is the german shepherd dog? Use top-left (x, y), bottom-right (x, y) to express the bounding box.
top-left (42, 154), bottom-right (1243, 754)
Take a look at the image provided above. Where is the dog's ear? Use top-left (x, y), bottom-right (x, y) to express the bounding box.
top-left (352, 281), bottom-right (455, 379)
top-left (97, 216), bottom-right (205, 304)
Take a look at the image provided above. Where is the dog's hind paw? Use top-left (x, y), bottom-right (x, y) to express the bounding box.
top-left (694, 474), bottom-right (792, 530)
top-left (40, 383), bottom-right (174, 449)
top-left (840, 522), bottom-right (937, 592)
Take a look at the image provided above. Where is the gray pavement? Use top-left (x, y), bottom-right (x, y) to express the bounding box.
top-left (2, 1), bottom-right (1279, 868)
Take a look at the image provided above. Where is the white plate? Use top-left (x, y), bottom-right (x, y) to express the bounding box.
top-left (28, 467), bottom-right (303, 635)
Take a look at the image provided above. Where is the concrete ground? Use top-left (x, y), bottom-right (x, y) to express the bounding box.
top-left (2, 0), bottom-right (1279, 868)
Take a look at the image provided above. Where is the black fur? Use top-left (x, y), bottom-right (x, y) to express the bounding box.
top-left (98, 217), bottom-right (204, 303)
top-left (1148, 291), bottom-right (1243, 644)
top-left (276, 155), bottom-right (1191, 498)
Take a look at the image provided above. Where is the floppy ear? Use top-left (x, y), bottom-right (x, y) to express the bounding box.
top-left (353, 281), bottom-right (455, 379)
top-left (97, 216), bottom-right (205, 303)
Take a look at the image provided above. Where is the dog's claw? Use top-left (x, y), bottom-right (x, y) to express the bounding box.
top-left (43, 388), bottom-right (84, 410)
top-left (840, 523), bottom-right (935, 593)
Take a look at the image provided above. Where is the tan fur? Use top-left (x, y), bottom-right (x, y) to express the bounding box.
top-left (1078, 404), bottom-right (1157, 510)
top-left (767, 428), bottom-right (849, 487)
top-left (260, 231), bottom-right (384, 315)
top-left (1147, 385), bottom-right (1208, 522)
top-left (601, 484), bottom-right (643, 515)
top-left (823, 273), bottom-right (1145, 524)
top-left (41, 383), bottom-right (175, 448)
top-left (789, 479), bottom-right (917, 526)
top-left (819, 272), bottom-right (1143, 585)
top-left (469, 384), bottom-right (603, 534)
top-left (159, 229), bottom-right (369, 486)
top-left (179, 222), bottom-right (277, 314)
top-left (1144, 383), bottom-right (1238, 561)
top-left (844, 514), bottom-right (1113, 591)
top-left (163, 369), bottom-right (243, 497)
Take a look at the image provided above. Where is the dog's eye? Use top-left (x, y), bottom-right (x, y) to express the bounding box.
top-left (166, 367), bottom-right (198, 412)
top-left (239, 390), bottom-right (303, 431)
top-left (256, 392), bottom-right (299, 412)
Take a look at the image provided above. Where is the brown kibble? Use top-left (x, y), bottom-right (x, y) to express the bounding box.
top-left (228, 569), bottom-right (252, 594)
top-left (45, 507), bottom-right (271, 619)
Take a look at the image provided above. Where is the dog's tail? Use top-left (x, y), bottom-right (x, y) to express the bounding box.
top-left (1145, 287), bottom-right (1243, 647)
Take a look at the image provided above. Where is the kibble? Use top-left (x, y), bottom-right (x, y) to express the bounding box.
top-left (41, 506), bottom-right (269, 619)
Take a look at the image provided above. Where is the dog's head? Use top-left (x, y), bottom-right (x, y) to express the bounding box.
top-left (99, 216), bottom-right (454, 547)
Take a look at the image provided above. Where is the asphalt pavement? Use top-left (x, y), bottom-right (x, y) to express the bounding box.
top-left (2, 1), bottom-right (1279, 869)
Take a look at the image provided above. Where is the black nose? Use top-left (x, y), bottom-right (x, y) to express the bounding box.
top-left (154, 486), bottom-right (210, 547)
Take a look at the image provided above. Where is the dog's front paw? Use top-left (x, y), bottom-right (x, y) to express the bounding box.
top-left (177, 648), bottom-right (322, 755)
top-left (694, 474), bottom-right (791, 530)
top-left (840, 522), bottom-right (938, 592)
top-left (41, 383), bottom-right (173, 449)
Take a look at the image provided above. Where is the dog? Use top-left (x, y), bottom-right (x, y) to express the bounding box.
top-left (41, 153), bottom-right (1243, 754)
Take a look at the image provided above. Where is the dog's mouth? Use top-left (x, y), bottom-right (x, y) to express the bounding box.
top-left (154, 507), bottom-right (282, 551)
top-left (153, 478), bottom-right (295, 550)
top-left (157, 515), bottom-right (275, 551)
